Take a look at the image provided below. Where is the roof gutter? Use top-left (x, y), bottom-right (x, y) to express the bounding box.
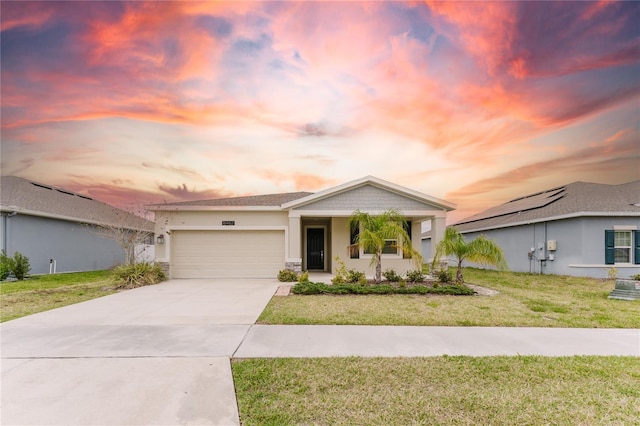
top-left (453, 211), bottom-right (640, 234)
top-left (0, 205), bottom-right (153, 232)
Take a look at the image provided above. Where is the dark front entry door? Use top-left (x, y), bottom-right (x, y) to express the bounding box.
top-left (307, 228), bottom-right (325, 270)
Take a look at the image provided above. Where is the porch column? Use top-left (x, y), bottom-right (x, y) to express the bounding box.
top-left (431, 216), bottom-right (446, 267)
top-left (287, 213), bottom-right (302, 272)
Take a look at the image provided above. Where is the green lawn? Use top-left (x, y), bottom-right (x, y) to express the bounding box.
top-left (258, 269), bottom-right (640, 328)
top-left (233, 356), bottom-right (640, 426)
top-left (1, 270), bottom-right (117, 322)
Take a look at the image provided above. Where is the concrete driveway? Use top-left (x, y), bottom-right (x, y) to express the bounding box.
top-left (1, 279), bottom-right (280, 426)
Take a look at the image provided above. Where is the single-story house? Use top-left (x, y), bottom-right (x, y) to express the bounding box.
top-left (422, 180), bottom-right (640, 279)
top-left (149, 176), bottom-right (456, 279)
top-left (0, 176), bottom-right (154, 275)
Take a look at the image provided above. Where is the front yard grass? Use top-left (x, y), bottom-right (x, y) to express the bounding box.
top-left (1, 270), bottom-right (117, 322)
top-left (232, 356), bottom-right (640, 426)
top-left (258, 268), bottom-right (640, 328)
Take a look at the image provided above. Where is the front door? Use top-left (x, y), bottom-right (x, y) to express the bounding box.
top-left (306, 228), bottom-right (325, 270)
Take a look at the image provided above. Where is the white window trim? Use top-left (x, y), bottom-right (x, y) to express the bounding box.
top-left (361, 237), bottom-right (404, 259)
top-left (614, 230), bottom-right (633, 265)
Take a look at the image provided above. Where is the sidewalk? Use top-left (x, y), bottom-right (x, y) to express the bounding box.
top-left (234, 325), bottom-right (640, 358)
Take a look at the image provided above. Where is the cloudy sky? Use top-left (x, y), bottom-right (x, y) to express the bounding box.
top-left (1, 1), bottom-right (638, 223)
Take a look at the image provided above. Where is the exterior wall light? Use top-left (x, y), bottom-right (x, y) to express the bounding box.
top-left (156, 234), bottom-right (165, 245)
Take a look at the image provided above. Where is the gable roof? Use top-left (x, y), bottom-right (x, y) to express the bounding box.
top-left (0, 176), bottom-right (153, 231)
top-left (148, 176), bottom-right (456, 212)
top-left (282, 175), bottom-right (456, 211)
top-left (148, 191), bottom-right (312, 210)
top-left (452, 180), bottom-right (640, 233)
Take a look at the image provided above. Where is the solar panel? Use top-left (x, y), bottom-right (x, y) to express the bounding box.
top-left (458, 187), bottom-right (566, 224)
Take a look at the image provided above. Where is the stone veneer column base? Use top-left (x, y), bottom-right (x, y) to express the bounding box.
top-left (157, 262), bottom-right (170, 277)
top-left (285, 261), bottom-right (302, 273)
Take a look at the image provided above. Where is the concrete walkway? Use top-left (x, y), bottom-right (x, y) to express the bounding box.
top-left (2, 279), bottom-right (639, 426)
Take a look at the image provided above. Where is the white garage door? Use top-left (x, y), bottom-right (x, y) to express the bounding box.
top-left (171, 230), bottom-right (285, 279)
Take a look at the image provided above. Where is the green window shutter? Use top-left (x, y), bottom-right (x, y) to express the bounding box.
top-left (605, 230), bottom-right (615, 265)
top-left (635, 230), bottom-right (640, 265)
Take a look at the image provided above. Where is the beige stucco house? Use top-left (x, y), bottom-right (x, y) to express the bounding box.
top-left (149, 176), bottom-right (455, 279)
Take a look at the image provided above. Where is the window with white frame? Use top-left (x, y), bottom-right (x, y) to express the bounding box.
top-left (605, 229), bottom-right (640, 265)
top-left (614, 231), bottom-right (632, 263)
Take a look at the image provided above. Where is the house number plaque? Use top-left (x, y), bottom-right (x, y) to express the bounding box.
top-left (222, 221), bottom-right (235, 226)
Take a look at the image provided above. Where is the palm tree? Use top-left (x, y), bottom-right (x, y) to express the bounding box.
top-left (348, 209), bottom-right (421, 283)
top-left (433, 227), bottom-right (508, 283)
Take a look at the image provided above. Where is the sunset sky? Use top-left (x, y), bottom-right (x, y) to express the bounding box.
top-left (1, 1), bottom-right (638, 224)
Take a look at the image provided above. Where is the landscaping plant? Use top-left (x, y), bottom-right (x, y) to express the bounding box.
top-left (433, 227), bottom-right (507, 283)
top-left (348, 209), bottom-right (422, 283)
top-left (0, 250), bottom-right (31, 281)
top-left (382, 268), bottom-right (402, 282)
top-left (111, 262), bottom-right (166, 289)
top-left (11, 252), bottom-right (31, 280)
top-left (292, 281), bottom-right (474, 296)
top-left (405, 269), bottom-right (425, 283)
top-left (277, 269), bottom-right (299, 282)
top-left (0, 250), bottom-right (11, 280)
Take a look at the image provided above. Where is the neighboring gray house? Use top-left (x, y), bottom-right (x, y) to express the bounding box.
top-left (0, 176), bottom-right (154, 275)
top-left (422, 181), bottom-right (640, 279)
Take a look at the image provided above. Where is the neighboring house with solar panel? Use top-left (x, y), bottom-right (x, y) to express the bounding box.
top-left (0, 176), bottom-right (154, 275)
top-left (422, 180), bottom-right (640, 279)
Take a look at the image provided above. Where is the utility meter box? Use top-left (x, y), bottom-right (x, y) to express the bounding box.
top-left (547, 240), bottom-right (557, 251)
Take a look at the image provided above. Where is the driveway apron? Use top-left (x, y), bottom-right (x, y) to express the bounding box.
top-left (1, 279), bottom-right (281, 426)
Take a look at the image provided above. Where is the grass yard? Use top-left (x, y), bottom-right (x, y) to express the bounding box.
top-left (258, 268), bottom-right (640, 328)
top-left (232, 356), bottom-right (640, 426)
top-left (1, 270), bottom-right (117, 322)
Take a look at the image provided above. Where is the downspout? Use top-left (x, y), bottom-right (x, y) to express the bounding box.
top-left (539, 221), bottom-right (548, 275)
top-left (2, 211), bottom-right (17, 254)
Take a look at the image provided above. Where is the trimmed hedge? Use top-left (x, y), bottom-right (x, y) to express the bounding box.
top-left (292, 281), bottom-right (476, 296)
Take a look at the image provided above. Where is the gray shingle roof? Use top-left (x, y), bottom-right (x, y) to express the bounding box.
top-left (0, 176), bottom-right (153, 231)
top-left (149, 191), bottom-right (313, 208)
top-left (453, 180), bottom-right (640, 233)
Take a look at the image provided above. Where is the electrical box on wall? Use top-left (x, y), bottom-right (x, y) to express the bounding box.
top-left (547, 240), bottom-right (557, 251)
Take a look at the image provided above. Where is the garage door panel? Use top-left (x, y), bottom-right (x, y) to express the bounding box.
top-left (171, 230), bottom-right (285, 278)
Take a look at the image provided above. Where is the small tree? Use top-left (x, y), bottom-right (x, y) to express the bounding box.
top-left (433, 227), bottom-right (508, 283)
top-left (86, 205), bottom-right (153, 265)
top-left (348, 209), bottom-right (421, 283)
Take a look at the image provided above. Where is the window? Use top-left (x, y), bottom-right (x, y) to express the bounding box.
top-left (356, 221), bottom-right (411, 258)
top-left (350, 225), bottom-right (359, 259)
top-left (614, 231), bottom-right (631, 263)
top-left (381, 240), bottom-right (398, 254)
top-left (605, 230), bottom-right (640, 265)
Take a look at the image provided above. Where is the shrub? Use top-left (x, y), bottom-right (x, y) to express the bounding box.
top-left (11, 252), bottom-right (30, 280)
top-left (0, 250), bottom-right (12, 281)
top-left (332, 256), bottom-right (349, 285)
top-left (292, 281), bottom-right (474, 296)
top-left (630, 274), bottom-right (640, 281)
top-left (438, 270), bottom-right (453, 284)
top-left (346, 269), bottom-right (367, 285)
top-left (382, 268), bottom-right (402, 282)
top-left (406, 269), bottom-right (425, 283)
top-left (278, 269), bottom-right (299, 282)
top-left (298, 271), bottom-right (309, 283)
top-left (112, 262), bottom-right (166, 289)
